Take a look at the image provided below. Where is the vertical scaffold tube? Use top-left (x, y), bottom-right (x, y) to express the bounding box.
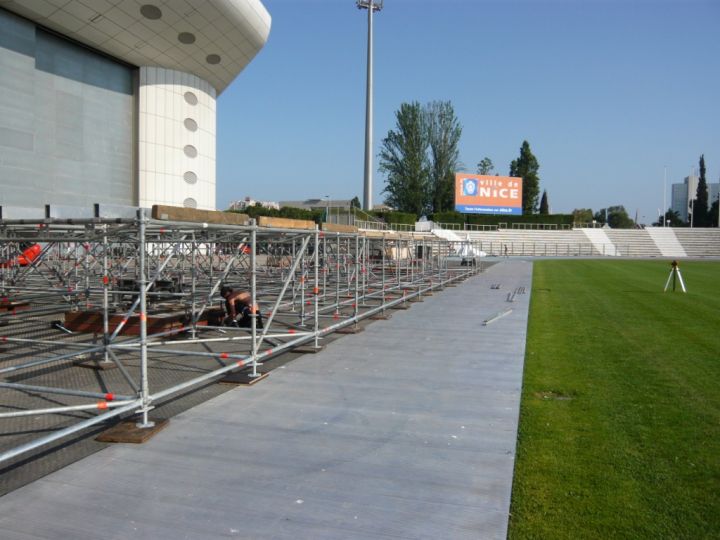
top-left (335, 234), bottom-right (340, 314)
top-left (136, 210), bottom-right (154, 428)
top-left (381, 234), bottom-right (386, 311)
top-left (191, 232), bottom-right (197, 340)
top-left (101, 225), bottom-right (110, 365)
top-left (361, 236), bottom-right (367, 306)
top-left (313, 227), bottom-right (320, 348)
top-left (250, 221), bottom-right (259, 378)
top-left (354, 235), bottom-right (359, 319)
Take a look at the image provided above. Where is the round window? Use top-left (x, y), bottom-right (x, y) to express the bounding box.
top-left (184, 118), bottom-right (198, 132)
top-left (184, 171), bottom-right (198, 184)
top-left (184, 91), bottom-right (198, 106)
top-left (183, 145), bottom-right (197, 158)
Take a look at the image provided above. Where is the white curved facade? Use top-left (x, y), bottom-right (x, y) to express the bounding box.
top-left (139, 67), bottom-right (216, 210)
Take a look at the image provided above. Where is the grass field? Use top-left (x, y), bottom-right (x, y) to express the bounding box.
top-left (508, 260), bottom-right (720, 539)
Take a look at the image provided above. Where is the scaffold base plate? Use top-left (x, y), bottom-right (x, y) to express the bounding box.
top-left (75, 359), bottom-right (118, 370)
top-left (219, 371), bottom-right (269, 385)
top-left (95, 418), bottom-right (169, 444)
top-left (295, 345), bottom-right (325, 354)
top-left (336, 325), bottom-right (363, 334)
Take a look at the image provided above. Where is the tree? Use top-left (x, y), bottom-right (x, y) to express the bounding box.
top-left (476, 157), bottom-right (494, 175)
top-left (593, 208), bottom-right (607, 225)
top-left (572, 208), bottom-right (593, 224)
top-left (654, 208), bottom-right (683, 227)
top-left (711, 198), bottom-right (719, 227)
top-left (509, 141), bottom-right (540, 214)
top-left (379, 102), bottom-right (430, 215)
top-left (350, 196), bottom-right (361, 209)
top-left (539, 190), bottom-right (549, 215)
top-left (593, 206), bottom-right (633, 228)
top-left (426, 101), bottom-right (463, 213)
top-left (693, 154), bottom-right (710, 226)
top-left (598, 205), bottom-right (634, 228)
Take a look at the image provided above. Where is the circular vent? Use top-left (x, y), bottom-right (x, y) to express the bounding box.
top-left (178, 32), bottom-right (196, 44)
top-left (140, 5), bottom-right (162, 20)
top-left (183, 171), bottom-right (198, 184)
top-left (184, 118), bottom-right (198, 132)
top-left (183, 91), bottom-right (198, 106)
top-left (183, 197), bottom-right (197, 209)
top-left (183, 145), bottom-right (197, 158)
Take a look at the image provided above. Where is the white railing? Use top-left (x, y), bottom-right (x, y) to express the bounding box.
top-left (471, 241), bottom-right (630, 257)
top-left (355, 220), bottom-right (388, 231)
top-left (388, 223), bottom-right (415, 232)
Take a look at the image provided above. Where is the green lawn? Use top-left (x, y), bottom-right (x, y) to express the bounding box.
top-left (509, 260), bottom-right (720, 539)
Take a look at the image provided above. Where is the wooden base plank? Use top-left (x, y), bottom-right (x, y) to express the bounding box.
top-left (295, 345), bottom-right (325, 354)
top-left (336, 325), bottom-right (363, 334)
top-left (96, 419), bottom-right (169, 444)
top-left (219, 371), bottom-right (269, 385)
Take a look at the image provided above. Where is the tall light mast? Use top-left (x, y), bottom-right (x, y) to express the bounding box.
top-left (357, 0), bottom-right (383, 211)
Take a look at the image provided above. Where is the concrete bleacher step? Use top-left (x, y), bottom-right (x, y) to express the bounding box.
top-left (645, 228), bottom-right (687, 257)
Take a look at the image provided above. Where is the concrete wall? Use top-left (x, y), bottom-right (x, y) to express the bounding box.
top-left (0, 8), bottom-right (135, 208)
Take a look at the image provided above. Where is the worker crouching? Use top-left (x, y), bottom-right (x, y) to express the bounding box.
top-left (219, 286), bottom-right (264, 329)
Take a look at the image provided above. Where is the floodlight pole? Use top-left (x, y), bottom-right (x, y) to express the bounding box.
top-left (358, 0), bottom-right (382, 211)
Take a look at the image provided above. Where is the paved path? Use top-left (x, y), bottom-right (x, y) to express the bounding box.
top-left (0, 260), bottom-right (533, 540)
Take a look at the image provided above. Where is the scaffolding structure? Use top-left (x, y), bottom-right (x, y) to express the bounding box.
top-left (0, 209), bottom-right (484, 468)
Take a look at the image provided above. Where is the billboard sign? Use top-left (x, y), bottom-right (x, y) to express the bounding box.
top-left (455, 173), bottom-right (523, 215)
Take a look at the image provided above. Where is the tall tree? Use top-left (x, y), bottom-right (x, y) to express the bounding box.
top-left (655, 208), bottom-right (683, 227)
top-left (693, 154), bottom-right (710, 226)
top-left (476, 157), bottom-right (494, 175)
top-left (509, 141), bottom-right (540, 214)
top-left (593, 208), bottom-right (607, 225)
top-left (572, 208), bottom-right (593, 224)
top-left (611, 205), bottom-right (635, 228)
top-left (379, 102), bottom-right (430, 215)
top-left (539, 190), bottom-right (549, 215)
top-left (426, 101), bottom-right (462, 213)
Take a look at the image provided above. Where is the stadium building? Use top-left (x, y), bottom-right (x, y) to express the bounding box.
top-left (0, 0), bottom-right (270, 214)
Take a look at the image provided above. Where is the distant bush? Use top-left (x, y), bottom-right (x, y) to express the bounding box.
top-left (383, 211), bottom-right (417, 225)
top-left (428, 212), bottom-right (574, 227)
top-left (431, 211), bottom-right (465, 224)
top-left (466, 214), bottom-right (574, 226)
top-left (228, 206), bottom-right (324, 224)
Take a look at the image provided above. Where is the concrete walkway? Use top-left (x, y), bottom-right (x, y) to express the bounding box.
top-left (0, 260), bottom-right (533, 540)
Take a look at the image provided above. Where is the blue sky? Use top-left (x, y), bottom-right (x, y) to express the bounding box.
top-left (217, 0), bottom-right (720, 223)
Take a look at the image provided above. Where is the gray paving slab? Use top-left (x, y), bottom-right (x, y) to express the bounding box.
top-left (0, 260), bottom-right (533, 540)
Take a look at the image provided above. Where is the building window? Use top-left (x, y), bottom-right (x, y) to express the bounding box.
top-left (184, 118), bottom-right (198, 132)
